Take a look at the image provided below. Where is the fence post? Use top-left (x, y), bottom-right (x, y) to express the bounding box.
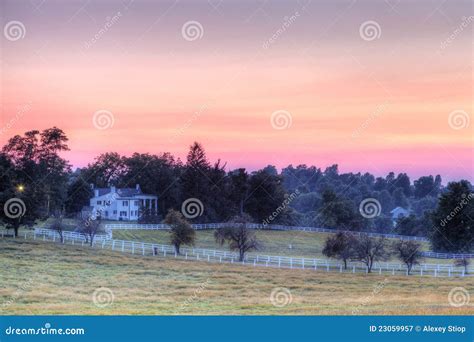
top-left (340, 265), bottom-right (342, 273)
top-left (353, 265), bottom-right (355, 273)
top-left (219, 256), bottom-right (221, 263)
top-left (132, 242), bottom-right (135, 254)
top-left (142, 243), bottom-right (145, 256)
top-left (207, 255), bottom-right (210, 262)
top-left (121, 241), bottom-right (124, 252)
top-left (278, 257), bottom-right (281, 268)
top-left (379, 267), bottom-right (381, 275)
top-left (290, 258), bottom-right (293, 269)
top-left (112, 240), bottom-right (115, 250)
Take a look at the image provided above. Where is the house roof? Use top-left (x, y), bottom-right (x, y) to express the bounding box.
top-left (95, 188), bottom-right (143, 197)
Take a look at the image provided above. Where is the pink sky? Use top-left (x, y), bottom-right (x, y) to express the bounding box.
top-left (1, 0), bottom-right (472, 181)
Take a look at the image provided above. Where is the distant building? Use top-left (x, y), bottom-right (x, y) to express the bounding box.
top-left (390, 206), bottom-right (410, 226)
top-left (82, 184), bottom-right (158, 221)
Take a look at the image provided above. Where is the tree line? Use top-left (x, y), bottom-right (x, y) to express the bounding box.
top-left (0, 127), bottom-right (473, 253)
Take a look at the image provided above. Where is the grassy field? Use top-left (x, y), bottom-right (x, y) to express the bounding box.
top-left (112, 229), bottom-right (456, 264)
top-left (0, 238), bottom-right (472, 315)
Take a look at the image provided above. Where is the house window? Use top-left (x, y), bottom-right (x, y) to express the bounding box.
top-left (120, 211), bottom-right (127, 217)
top-left (97, 200), bottom-right (102, 205)
top-left (113, 210), bottom-right (117, 215)
top-left (123, 201), bottom-right (128, 206)
top-left (134, 200), bottom-right (139, 206)
top-left (104, 211), bottom-right (108, 217)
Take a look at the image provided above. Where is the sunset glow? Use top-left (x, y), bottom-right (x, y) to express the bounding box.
top-left (1, 0), bottom-right (472, 181)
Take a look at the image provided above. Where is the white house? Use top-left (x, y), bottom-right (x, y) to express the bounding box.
top-left (82, 184), bottom-right (158, 221)
top-left (390, 206), bottom-right (410, 226)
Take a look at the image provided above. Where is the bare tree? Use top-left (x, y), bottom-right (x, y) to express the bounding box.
top-left (50, 214), bottom-right (64, 243)
top-left (454, 258), bottom-right (470, 275)
top-left (164, 209), bottom-right (195, 254)
top-left (352, 234), bottom-right (390, 273)
top-left (215, 213), bottom-right (260, 261)
top-left (79, 217), bottom-right (100, 246)
top-left (393, 240), bottom-right (423, 275)
top-left (322, 232), bottom-right (356, 269)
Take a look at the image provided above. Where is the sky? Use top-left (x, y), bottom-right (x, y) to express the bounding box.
top-left (0, 0), bottom-right (473, 182)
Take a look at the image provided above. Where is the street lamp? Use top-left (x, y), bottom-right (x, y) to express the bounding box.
top-left (17, 184), bottom-right (25, 192)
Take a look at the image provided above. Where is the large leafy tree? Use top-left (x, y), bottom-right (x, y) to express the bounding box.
top-left (1, 128), bottom-right (71, 230)
top-left (430, 181), bottom-right (473, 253)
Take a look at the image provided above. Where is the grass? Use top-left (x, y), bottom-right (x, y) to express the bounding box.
top-left (0, 238), bottom-right (472, 315)
top-left (112, 229), bottom-right (455, 264)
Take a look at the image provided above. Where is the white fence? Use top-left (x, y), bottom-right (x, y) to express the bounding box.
top-left (3, 229), bottom-right (472, 278)
top-left (104, 223), bottom-right (474, 259)
top-left (105, 223), bottom-right (429, 240)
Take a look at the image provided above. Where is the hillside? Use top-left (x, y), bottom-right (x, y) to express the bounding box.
top-left (0, 238), bottom-right (472, 315)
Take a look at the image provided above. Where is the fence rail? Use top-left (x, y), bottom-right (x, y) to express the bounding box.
top-left (104, 223), bottom-right (474, 259)
top-left (3, 229), bottom-right (472, 278)
top-left (105, 222), bottom-right (429, 241)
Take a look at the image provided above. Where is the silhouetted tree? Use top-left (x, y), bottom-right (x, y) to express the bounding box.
top-left (322, 232), bottom-right (355, 269)
top-left (393, 240), bottom-right (423, 275)
top-left (215, 214), bottom-right (260, 261)
top-left (430, 181), bottom-right (473, 253)
top-left (164, 209), bottom-right (195, 254)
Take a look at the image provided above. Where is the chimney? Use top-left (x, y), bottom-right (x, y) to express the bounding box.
top-left (90, 183), bottom-right (94, 190)
top-left (94, 189), bottom-right (99, 197)
top-left (136, 184), bottom-right (140, 191)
